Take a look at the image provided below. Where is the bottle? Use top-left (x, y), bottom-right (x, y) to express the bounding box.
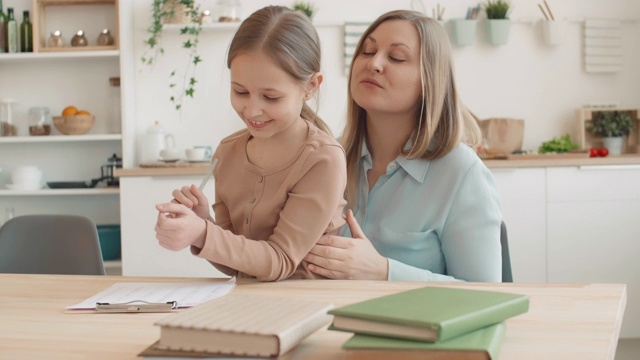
top-left (71, 30), bottom-right (88, 47)
top-left (216, 0), bottom-right (241, 22)
top-left (6, 7), bottom-right (17, 53)
top-left (0, 1), bottom-right (7, 53)
top-left (108, 77), bottom-right (121, 133)
top-left (47, 30), bottom-right (64, 48)
top-left (96, 28), bottom-right (114, 46)
top-left (19, 10), bottom-right (32, 52)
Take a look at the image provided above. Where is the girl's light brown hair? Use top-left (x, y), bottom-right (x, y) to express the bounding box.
top-left (341, 10), bottom-right (481, 205)
top-left (227, 5), bottom-right (331, 135)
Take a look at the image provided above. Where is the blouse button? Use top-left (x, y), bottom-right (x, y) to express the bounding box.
top-left (244, 217), bottom-right (249, 224)
top-left (258, 176), bottom-right (264, 183)
top-left (389, 163), bottom-right (396, 169)
top-left (249, 198), bottom-right (256, 203)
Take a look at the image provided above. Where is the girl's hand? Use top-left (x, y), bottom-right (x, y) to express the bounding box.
top-left (155, 202), bottom-right (207, 251)
top-left (171, 184), bottom-right (211, 220)
top-left (304, 210), bottom-right (389, 280)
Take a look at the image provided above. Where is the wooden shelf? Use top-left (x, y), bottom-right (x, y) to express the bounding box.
top-left (0, 50), bottom-right (119, 62)
top-left (0, 188), bottom-right (119, 196)
top-left (0, 134), bottom-right (121, 143)
top-left (33, 0), bottom-right (120, 53)
top-left (576, 107), bottom-right (640, 154)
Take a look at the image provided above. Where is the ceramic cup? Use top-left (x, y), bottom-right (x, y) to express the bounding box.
top-left (159, 148), bottom-right (182, 161)
top-left (194, 145), bottom-right (213, 159)
top-left (185, 148), bottom-right (207, 161)
top-left (12, 166), bottom-right (43, 187)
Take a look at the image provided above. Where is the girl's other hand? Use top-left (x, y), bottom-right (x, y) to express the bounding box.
top-left (155, 202), bottom-right (207, 251)
top-left (171, 184), bottom-right (211, 219)
top-left (304, 210), bottom-right (389, 280)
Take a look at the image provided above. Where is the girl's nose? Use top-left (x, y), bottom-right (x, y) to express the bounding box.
top-left (243, 97), bottom-right (262, 118)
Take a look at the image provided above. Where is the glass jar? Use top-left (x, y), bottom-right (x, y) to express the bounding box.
top-left (71, 30), bottom-right (88, 47)
top-left (108, 77), bottom-right (121, 133)
top-left (216, 0), bottom-right (241, 22)
top-left (96, 28), bottom-right (115, 46)
top-left (0, 99), bottom-right (17, 136)
top-left (28, 107), bottom-right (52, 136)
top-left (47, 30), bottom-right (64, 48)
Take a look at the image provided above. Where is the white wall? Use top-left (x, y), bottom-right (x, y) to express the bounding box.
top-left (124, 0), bottom-right (640, 167)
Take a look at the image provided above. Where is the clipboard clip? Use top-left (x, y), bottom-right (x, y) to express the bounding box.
top-left (96, 300), bottom-right (178, 313)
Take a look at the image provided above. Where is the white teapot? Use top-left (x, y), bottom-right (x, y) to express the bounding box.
top-left (138, 121), bottom-right (176, 164)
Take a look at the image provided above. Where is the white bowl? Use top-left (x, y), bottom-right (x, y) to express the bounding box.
top-left (159, 148), bottom-right (182, 161)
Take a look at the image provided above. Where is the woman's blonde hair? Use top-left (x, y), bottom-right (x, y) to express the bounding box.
top-left (226, 5), bottom-right (331, 135)
top-left (342, 10), bottom-right (481, 205)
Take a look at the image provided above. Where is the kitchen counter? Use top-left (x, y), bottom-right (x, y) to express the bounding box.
top-left (115, 155), bottom-right (640, 177)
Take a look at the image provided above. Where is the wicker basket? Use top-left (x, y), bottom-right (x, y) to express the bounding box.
top-left (53, 115), bottom-right (95, 135)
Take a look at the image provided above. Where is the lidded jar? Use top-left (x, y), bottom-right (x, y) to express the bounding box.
top-left (216, 0), bottom-right (241, 22)
top-left (47, 30), bottom-right (64, 47)
top-left (97, 28), bottom-right (115, 46)
top-left (71, 30), bottom-right (88, 47)
top-left (28, 107), bottom-right (52, 136)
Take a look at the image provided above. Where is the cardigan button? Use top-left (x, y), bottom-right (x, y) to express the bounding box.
top-left (244, 217), bottom-right (249, 224)
top-left (249, 198), bottom-right (256, 203)
top-left (258, 176), bottom-right (264, 183)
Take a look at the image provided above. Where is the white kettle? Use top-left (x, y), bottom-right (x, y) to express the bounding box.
top-left (138, 121), bottom-right (176, 164)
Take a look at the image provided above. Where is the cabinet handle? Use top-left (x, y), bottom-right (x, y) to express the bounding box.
top-left (579, 165), bottom-right (640, 171)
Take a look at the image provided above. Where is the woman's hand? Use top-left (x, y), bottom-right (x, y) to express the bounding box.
top-left (171, 184), bottom-right (211, 220)
top-left (155, 202), bottom-right (207, 251)
top-left (305, 210), bottom-right (389, 280)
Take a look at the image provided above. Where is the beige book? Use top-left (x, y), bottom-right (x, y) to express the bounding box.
top-left (154, 294), bottom-right (333, 357)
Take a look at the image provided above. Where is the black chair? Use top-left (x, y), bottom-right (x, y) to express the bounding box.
top-left (500, 221), bottom-right (513, 282)
top-left (0, 215), bottom-right (105, 275)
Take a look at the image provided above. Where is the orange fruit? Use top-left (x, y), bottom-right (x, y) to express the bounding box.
top-left (76, 110), bottom-right (92, 116)
top-left (62, 106), bottom-right (78, 116)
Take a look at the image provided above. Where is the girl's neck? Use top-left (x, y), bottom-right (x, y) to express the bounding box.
top-left (365, 112), bottom-right (414, 166)
top-left (247, 118), bottom-right (308, 169)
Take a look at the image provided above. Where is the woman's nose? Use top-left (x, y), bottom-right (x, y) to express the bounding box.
top-left (367, 54), bottom-right (383, 74)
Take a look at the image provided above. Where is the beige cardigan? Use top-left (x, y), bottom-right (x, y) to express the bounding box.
top-left (191, 122), bottom-right (347, 281)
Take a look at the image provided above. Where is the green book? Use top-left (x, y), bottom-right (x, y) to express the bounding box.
top-left (328, 286), bottom-right (528, 342)
top-left (342, 322), bottom-right (506, 360)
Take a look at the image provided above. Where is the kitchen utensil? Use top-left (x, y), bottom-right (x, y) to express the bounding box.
top-left (199, 158), bottom-right (218, 190)
top-left (160, 148), bottom-right (182, 161)
top-left (185, 148), bottom-right (206, 161)
top-left (47, 180), bottom-right (100, 189)
top-left (139, 121), bottom-right (176, 164)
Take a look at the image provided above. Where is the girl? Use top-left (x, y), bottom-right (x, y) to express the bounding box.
top-left (304, 10), bottom-right (503, 282)
top-left (155, 6), bottom-right (347, 281)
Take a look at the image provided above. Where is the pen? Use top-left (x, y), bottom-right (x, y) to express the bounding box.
top-left (96, 300), bottom-right (178, 313)
top-left (199, 158), bottom-right (219, 191)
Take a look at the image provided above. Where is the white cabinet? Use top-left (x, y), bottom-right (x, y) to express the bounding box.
top-left (120, 176), bottom-right (225, 277)
top-left (491, 168), bottom-right (547, 283)
top-left (0, 51), bottom-right (122, 225)
top-left (546, 165), bottom-right (640, 338)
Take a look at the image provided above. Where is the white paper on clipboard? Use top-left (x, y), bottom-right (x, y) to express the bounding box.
top-left (66, 277), bottom-right (236, 311)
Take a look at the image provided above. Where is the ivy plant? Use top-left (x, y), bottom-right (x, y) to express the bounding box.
top-left (141, 0), bottom-right (202, 112)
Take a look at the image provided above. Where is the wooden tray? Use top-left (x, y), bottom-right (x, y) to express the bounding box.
top-left (140, 161), bottom-right (211, 168)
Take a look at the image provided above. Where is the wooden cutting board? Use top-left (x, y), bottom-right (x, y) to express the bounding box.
top-left (139, 161), bottom-right (211, 168)
top-left (505, 151), bottom-right (589, 160)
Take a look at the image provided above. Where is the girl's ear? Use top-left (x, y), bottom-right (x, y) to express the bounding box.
top-left (305, 72), bottom-right (323, 97)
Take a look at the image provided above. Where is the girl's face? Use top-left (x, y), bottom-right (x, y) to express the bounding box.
top-left (230, 51), bottom-right (312, 140)
top-left (350, 20), bottom-right (422, 117)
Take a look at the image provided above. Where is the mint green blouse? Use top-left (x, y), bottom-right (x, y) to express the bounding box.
top-left (341, 141), bottom-right (502, 282)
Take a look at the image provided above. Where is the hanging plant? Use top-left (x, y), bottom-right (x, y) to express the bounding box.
top-left (141, 0), bottom-right (202, 112)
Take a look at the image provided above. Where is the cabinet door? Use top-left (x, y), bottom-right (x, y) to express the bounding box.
top-left (547, 166), bottom-right (640, 337)
top-left (120, 176), bottom-right (225, 277)
top-left (491, 168), bottom-right (547, 283)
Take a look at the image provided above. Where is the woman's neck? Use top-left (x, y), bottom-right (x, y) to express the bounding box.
top-left (365, 112), bottom-right (414, 166)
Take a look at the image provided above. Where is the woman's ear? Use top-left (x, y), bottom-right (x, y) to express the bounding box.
top-left (305, 72), bottom-right (323, 97)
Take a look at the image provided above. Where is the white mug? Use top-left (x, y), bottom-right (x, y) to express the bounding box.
top-left (185, 148), bottom-right (207, 161)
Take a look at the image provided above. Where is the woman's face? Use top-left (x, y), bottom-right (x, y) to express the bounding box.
top-left (230, 51), bottom-right (308, 140)
top-left (350, 19), bottom-right (422, 117)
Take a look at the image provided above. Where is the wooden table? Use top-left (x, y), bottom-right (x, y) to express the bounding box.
top-left (0, 275), bottom-right (626, 359)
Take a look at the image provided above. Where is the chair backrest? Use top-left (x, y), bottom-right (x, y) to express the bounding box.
top-left (500, 220), bottom-right (513, 282)
top-left (0, 215), bottom-right (105, 275)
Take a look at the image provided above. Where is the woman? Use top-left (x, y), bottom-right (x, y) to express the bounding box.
top-left (304, 10), bottom-right (502, 282)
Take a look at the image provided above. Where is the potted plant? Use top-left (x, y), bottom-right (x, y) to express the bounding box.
top-left (141, 0), bottom-right (202, 112)
top-left (484, 0), bottom-right (511, 45)
top-left (588, 111), bottom-right (634, 155)
top-left (292, 2), bottom-right (315, 19)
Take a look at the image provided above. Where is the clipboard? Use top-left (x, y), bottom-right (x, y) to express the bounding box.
top-left (95, 300), bottom-right (178, 313)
